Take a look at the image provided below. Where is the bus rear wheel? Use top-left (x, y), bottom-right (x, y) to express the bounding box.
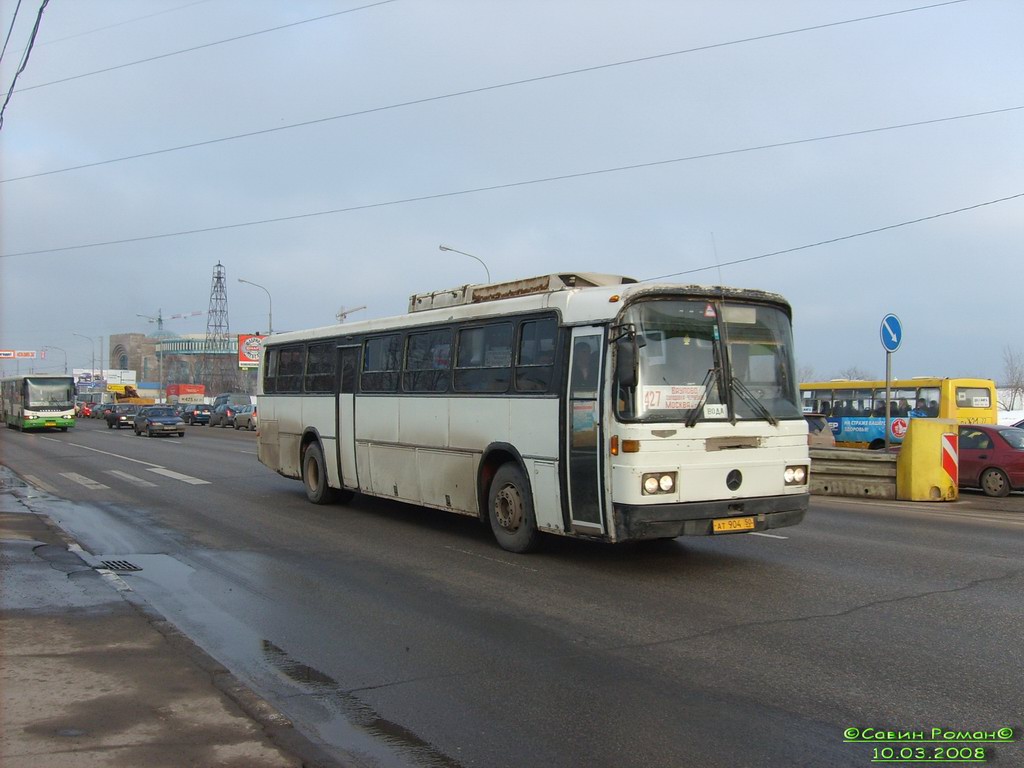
top-left (303, 442), bottom-right (337, 505)
top-left (487, 463), bottom-right (539, 553)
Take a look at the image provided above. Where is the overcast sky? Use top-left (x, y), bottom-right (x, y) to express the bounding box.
top-left (1, 0), bottom-right (1021, 381)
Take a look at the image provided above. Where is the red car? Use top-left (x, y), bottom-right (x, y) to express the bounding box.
top-left (958, 424), bottom-right (1024, 497)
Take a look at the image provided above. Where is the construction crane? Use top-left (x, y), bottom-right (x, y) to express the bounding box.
top-left (136, 309), bottom-right (205, 332)
top-left (336, 305), bottom-right (367, 323)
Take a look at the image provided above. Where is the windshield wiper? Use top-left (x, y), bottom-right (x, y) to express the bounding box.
top-left (684, 367), bottom-right (718, 428)
top-left (731, 377), bottom-right (778, 426)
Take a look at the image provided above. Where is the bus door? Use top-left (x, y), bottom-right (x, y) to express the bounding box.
top-left (567, 327), bottom-right (605, 534)
top-left (336, 346), bottom-right (360, 491)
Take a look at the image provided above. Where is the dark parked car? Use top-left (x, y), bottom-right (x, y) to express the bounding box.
top-left (182, 404), bottom-right (212, 425)
top-left (234, 404), bottom-right (257, 431)
top-left (209, 403), bottom-right (242, 428)
top-left (105, 403), bottom-right (138, 429)
top-left (211, 392), bottom-right (252, 410)
top-left (1014, 418), bottom-right (1024, 429)
top-left (133, 406), bottom-right (185, 437)
top-left (958, 424), bottom-right (1024, 497)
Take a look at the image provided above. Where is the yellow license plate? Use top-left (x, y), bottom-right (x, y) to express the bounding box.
top-left (44, 421), bottom-right (56, 427)
top-left (713, 516), bottom-right (755, 533)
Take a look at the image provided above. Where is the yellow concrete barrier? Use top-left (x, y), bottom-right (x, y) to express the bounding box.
top-left (896, 418), bottom-right (959, 501)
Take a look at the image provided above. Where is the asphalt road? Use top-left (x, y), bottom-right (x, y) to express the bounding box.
top-left (2, 419), bottom-right (1022, 768)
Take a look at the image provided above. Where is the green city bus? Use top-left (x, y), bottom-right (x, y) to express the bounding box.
top-left (0, 375), bottom-right (77, 431)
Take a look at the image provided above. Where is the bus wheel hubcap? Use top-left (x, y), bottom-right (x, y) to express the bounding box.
top-left (495, 485), bottom-right (522, 531)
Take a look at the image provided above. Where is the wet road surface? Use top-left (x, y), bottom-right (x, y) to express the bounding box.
top-left (3, 420), bottom-right (1023, 767)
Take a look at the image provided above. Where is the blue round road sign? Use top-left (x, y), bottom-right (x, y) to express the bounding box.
top-left (880, 314), bottom-right (903, 353)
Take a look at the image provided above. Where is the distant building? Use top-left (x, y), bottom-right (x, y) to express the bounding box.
top-left (108, 332), bottom-right (243, 394)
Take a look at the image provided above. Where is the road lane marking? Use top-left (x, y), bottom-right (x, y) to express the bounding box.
top-left (39, 437), bottom-right (162, 468)
top-left (105, 470), bottom-right (158, 488)
top-left (38, 437), bottom-right (208, 485)
top-left (146, 467), bottom-right (210, 485)
top-left (22, 474), bottom-right (59, 495)
top-left (750, 532), bottom-right (788, 539)
top-left (59, 472), bottom-right (110, 490)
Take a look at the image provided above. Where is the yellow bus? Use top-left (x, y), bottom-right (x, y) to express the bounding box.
top-left (800, 377), bottom-right (997, 449)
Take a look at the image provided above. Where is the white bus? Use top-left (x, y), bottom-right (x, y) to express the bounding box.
top-left (257, 273), bottom-right (809, 552)
top-left (1, 374), bottom-right (77, 431)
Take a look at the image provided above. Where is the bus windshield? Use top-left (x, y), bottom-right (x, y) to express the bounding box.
top-left (25, 377), bottom-right (75, 408)
top-left (617, 299), bottom-right (801, 423)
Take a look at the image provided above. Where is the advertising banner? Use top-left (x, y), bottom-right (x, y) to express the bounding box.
top-left (238, 334), bottom-right (266, 369)
top-left (166, 384), bottom-right (205, 397)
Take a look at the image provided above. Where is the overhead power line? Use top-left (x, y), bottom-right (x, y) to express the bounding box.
top-left (37, 0), bottom-right (213, 46)
top-left (13, 0), bottom-right (398, 94)
top-left (1, 0), bottom-right (967, 184)
top-left (0, 0), bottom-right (25, 64)
top-left (0, 0), bottom-right (49, 131)
top-left (642, 193), bottom-right (1024, 282)
top-left (1, 105), bottom-right (1021, 260)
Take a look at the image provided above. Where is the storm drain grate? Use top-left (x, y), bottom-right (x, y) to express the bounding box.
top-left (99, 560), bottom-right (142, 572)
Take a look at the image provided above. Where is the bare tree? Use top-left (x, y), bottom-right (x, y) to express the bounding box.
top-left (835, 366), bottom-right (874, 380)
top-left (797, 364), bottom-right (816, 383)
top-left (1002, 346), bottom-right (1024, 410)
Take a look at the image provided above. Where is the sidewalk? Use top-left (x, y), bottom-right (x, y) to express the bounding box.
top-left (0, 468), bottom-right (334, 768)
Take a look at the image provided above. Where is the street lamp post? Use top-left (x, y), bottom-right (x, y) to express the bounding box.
top-left (72, 333), bottom-right (96, 379)
top-left (238, 278), bottom-right (273, 336)
top-left (43, 345), bottom-right (68, 373)
top-left (439, 244), bottom-right (492, 283)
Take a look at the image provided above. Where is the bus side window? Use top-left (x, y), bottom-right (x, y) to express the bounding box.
top-left (404, 329), bottom-right (452, 393)
top-left (454, 323), bottom-right (512, 393)
top-left (362, 335), bottom-right (401, 392)
top-left (263, 347), bottom-right (279, 394)
top-left (515, 318), bottom-right (557, 393)
top-left (277, 345), bottom-right (305, 393)
top-left (304, 342), bottom-right (336, 393)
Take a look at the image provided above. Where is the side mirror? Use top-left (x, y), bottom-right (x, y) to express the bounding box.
top-left (615, 337), bottom-right (638, 389)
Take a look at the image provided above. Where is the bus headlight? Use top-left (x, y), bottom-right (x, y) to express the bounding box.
top-left (642, 472), bottom-right (677, 495)
top-left (784, 465), bottom-right (808, 486)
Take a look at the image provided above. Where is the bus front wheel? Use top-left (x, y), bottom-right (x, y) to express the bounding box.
top-left (303, 442), bottom-right (337, 505)
top-left (487, 463), bottom-right (539, 554)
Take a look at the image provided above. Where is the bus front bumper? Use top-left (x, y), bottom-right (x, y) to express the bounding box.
top-left (613, 493), bottom-right (809, 540)
top-left (22, 417), bottom-right (75, 430)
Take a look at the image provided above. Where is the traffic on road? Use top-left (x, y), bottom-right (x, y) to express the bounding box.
top-left (1, 417), bottom-right (1020, 767)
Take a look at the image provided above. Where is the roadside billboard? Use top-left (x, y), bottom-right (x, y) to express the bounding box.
top-left (238, 334), bottom-right (266, 370)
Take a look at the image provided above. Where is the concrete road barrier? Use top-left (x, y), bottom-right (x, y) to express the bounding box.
top-left (809, 447), bottom-right (897, 499)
